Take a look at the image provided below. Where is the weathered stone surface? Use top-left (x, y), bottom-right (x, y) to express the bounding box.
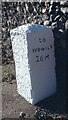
top-left (2, 2), bottom-right (68, 110)
top-left (10, 24), bottom-right (56, 104)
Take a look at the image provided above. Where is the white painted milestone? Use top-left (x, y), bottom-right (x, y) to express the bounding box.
top-left (10, 24), bottom-right (56, 105)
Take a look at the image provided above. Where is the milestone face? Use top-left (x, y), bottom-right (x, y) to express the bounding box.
top-left (10, 24), bottom-right (56, 104)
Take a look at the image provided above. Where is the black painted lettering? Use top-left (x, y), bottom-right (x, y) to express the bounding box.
top-left (35, 56), bottom-right (39, 62)
top-left (41, 48), bottom-right (44, 51)
top-left (35, 48), bottom-right (37, 53)
top-left (39, 37), bottom-right (46, 43)
top-left (39, 38), bottom-right (42, 43)
top-left (43, 38), bottom-right (46, 42)
top-left (38, 48), bottom-right (40, 52)
top-left (40, 55), bottom-right (43, 61)
top-left (46, 55), bottom-right (49, 58)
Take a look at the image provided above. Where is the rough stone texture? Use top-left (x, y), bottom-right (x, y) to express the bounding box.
top-left (10, 24), bottom-right (56, 104)
top-left (2, 1), bottom-right (68, 64)
top-left (2, 0), bottom-right (68, 111)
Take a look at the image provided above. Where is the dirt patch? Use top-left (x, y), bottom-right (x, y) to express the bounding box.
top-left (2, 81), bottom-right (68, 119)
top-left (2, 64), bottom-right (16, 82)
top-left (2, 64), bottom-right (68, 119)
top-left (2, 81), bottom-right (37, 118)
top-left (2, 64), bottom-right (37, 118)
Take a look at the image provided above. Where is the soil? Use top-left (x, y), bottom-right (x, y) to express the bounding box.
top-left (2, 64), bottom-right (68, 119)
top-left (2, 64), bottom-right (37, 118)
top-left (2, 81), bottom-right (37, 118)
